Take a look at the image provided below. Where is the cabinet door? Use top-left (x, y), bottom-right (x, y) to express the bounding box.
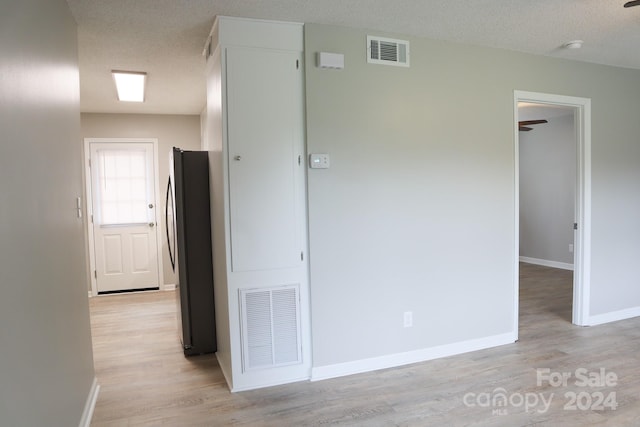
top-left (226, 47), bottom-right (304, 272)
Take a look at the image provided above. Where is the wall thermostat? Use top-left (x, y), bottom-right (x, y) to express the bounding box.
top-left (316, 52), bottom-right (344, 69)
top-left (309, 154), bottom-right (330, 169)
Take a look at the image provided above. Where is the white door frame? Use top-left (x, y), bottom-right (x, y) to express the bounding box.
top-left (84, 138), bottom-right (164, 297)
top-left (513, 91), bottom-right (592, 330)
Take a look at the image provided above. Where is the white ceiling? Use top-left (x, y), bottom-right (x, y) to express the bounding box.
top-left (66, 0), bottom-right (640, 115)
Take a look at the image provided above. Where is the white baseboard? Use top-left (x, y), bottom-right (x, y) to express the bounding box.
top-left (164, 283), bottom-right (176, 291)
top-left (78, 377), bottom-right (100, 427)
top-left (217, 352), bottom-right (311, 392)
top-left (588, 306), bottom-right (640, 326)
top-left (230, 373), bottom-right (310, 393)
top-left (310, 332), bottom-right (516, 382)
top-left (519, 256), bottom-right (573, 271)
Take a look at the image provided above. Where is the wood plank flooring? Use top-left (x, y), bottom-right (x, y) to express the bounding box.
top-left (89, 263), bottom-right (640, 426)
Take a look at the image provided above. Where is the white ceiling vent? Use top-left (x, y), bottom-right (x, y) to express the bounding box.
top-left (367, 36), bottom-right (410, 67)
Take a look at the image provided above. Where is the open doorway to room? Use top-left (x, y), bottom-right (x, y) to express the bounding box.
top-left (518, 102), bottom-right (577, 328)
top-left (513, 91), bottom-right (592, 336)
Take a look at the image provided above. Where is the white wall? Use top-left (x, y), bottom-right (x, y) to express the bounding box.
top-left (519, 113), bottom-right (576, 266)
top-left (81, 113), bottom-right (202, 288)
top-left (304, 23), bottom-right (640, 374)
top-left (0, 0), bottom-right (96, 425)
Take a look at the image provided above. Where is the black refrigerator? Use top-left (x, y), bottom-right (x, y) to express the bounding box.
top-left (166, 147), bottom-right (216, 356)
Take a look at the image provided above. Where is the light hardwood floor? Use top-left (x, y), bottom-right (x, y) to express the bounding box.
top-left (89, 264), bottom-right (640, 426)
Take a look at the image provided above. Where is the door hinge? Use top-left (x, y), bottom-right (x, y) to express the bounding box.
top-left (574, 223), bottom-right (578, 230)
top-left (296, 59), bottom-right (299, 69)
top-left (301, 251), bottom-right (304, 261)
top-left (298, 155), bottom-right (301, 165)
top-left (91, 214), bottom-right (94, 224)
top-left (88, 158), bottom-right (91, 167)
top-left (94, 270), bottom-right (97, 279)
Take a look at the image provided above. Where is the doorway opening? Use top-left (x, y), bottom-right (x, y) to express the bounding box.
top-left (84, 138), bottom-right (164, 296)
top-left (513, 91), bottom-right (592, 335)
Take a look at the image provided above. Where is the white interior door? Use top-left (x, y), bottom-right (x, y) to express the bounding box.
top-left (226, 47), bottom-right (304, 272)
top-left (89, 142), bottom-right (160, 293)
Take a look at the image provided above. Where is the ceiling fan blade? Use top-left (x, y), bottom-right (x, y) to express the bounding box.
top-left (519, 126), bottom-right (533, 132)
top-left (624, 0), bottom-right (640, 8)
top-left (518, 119), bottom-right (548, 126)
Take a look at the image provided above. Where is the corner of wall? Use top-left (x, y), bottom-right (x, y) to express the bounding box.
top-left (78, 378), bottom-right (100, 427)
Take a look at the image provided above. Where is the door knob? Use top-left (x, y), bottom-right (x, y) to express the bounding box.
top-left (149, 203), bottom-right (154, 209)
top-left (234, 155), bottom-right (242, 161)
top-left (149, 222), bottom-right (155, 227)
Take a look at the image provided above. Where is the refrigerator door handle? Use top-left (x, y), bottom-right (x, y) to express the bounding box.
top-left (165, 177), bottom-right (176, 271)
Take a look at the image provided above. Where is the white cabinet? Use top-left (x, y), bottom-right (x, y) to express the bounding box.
top-left (226, 47), bottom-right (304, 273)
top-left (204, 16), bottom-right (310, 391)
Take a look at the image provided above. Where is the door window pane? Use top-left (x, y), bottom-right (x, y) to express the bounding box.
top-left (95, 149), bottom-right (149, 225)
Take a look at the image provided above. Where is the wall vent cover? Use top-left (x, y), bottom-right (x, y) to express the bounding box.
top-left (367, 36), bottom-right (410, 67)
top-left (240, 284), bottom-right (302, 371)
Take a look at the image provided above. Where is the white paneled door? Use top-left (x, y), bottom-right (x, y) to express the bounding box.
top-left (88, 142), bottom-right (160, 293)
top-left (226, 47), bottom-right (305, 273)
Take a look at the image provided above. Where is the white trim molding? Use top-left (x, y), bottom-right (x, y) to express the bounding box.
top-left (164, 283), bottom-right (176, 291)
top-left (78, 377), bottom-right (100, 427)
top-left (588, 306), bottom-right (640, 326)
top-left (519, 257), bottom-right (574, 271)
top-left (310, 332), bottom-right (516, 382)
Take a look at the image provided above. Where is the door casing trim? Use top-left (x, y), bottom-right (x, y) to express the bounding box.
top-left (84, 138), bottom-right (164, 297)
top-left (513, 91), bottom-right (592, 331)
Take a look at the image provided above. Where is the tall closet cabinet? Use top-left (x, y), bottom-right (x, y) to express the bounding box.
top-left (203, 16), bottom-right (310, 391)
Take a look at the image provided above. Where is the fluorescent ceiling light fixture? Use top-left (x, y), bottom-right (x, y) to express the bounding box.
top-left (112, 70), bottom-right (146, 102)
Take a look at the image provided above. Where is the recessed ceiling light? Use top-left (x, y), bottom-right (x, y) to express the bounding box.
top-left (112, 70), bottom-right (146, 102)
top-left (563, 40), bottom-right (583, 49)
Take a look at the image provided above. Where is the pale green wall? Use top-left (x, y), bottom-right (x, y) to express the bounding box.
top-left (0, 0), bottom-right (96, 425)
top-left (304, 23), bottom-right (640, 367)
top-left (81, 113), bottom-right (202, 288)
top-left (519, 114), bottom-right (576, 265)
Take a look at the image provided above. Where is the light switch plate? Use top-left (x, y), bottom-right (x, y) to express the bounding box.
top-left (309, 154), bottom-right (330, 169)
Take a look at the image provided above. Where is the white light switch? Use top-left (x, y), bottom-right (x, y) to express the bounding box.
top-left (309, 154), bottom-right (330, 169)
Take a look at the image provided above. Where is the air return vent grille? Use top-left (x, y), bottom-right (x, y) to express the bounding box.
top-left (240, 285), bottom-right (302, 371)
top-left (367, 36), bottom-right (410, 67)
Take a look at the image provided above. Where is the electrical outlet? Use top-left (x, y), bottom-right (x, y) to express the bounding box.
top-left (403, 311), bottom-right (413, 328)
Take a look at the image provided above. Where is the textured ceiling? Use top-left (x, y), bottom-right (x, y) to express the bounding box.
top-left (66, 0), bottom-right (640, 115)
